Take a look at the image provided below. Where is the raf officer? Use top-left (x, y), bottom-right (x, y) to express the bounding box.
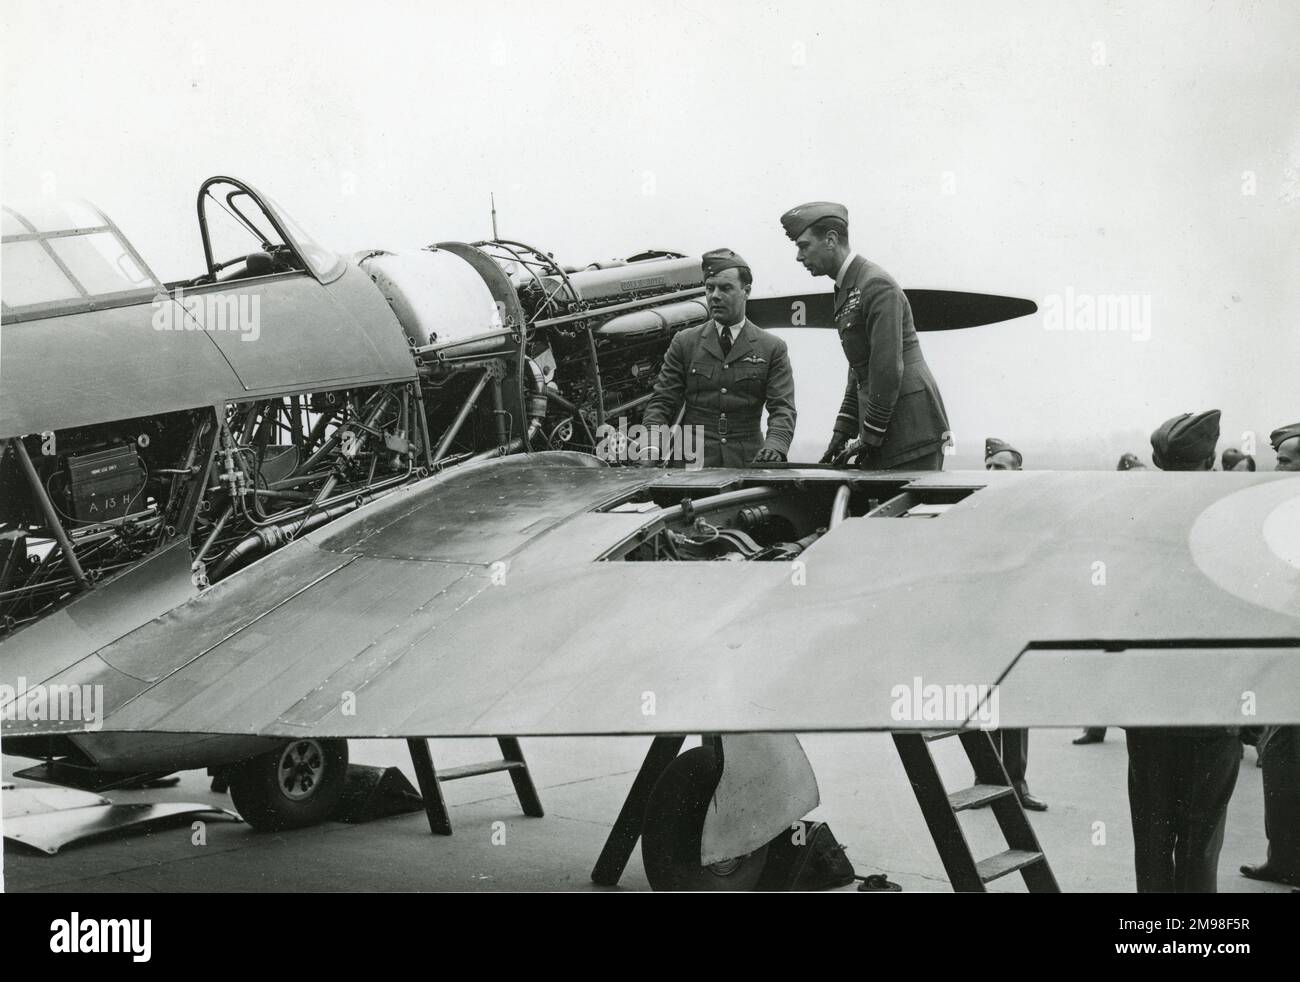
top-left (1238, 421), bottom-right (1300, 887)
top-left (1126, 410), bottom-right (1241, 891)
top-left (981, 438), bottom-right (1047, 811)
top-left (1272, 422), bottom-right (1300, 471)
top-left (779, 202), bottom-right (949, 470)
top-left (642, 248), bottom-right (796, 467)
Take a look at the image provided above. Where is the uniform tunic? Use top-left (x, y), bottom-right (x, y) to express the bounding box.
top-left (643, 318), bottom-right (796, 468)
top-left (829, 256), bottom-right (949, 469)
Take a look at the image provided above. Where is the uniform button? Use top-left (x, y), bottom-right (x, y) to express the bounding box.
top-left (721, 438), bottom-right (727, 444)
top-left (721, 387), bottom-right (727, 394)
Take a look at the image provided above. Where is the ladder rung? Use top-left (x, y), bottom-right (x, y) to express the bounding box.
top-left (976, 849), bottom-right (1044, 883)
top-left (922, 729), bottom-right (964, 742)
top-left (948, 784), bottom-right (1015, 812)
top-left (436, 759), bottom-right (526, 782)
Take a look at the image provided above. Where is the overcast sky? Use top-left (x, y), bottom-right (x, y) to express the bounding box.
top-left (3, 0), bottom-right (1297, 466)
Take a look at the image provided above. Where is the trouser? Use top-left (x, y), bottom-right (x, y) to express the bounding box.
top-left (1125, 729), bottom-right (1240, 892)
top-left (1259, 725), bottom-right (1300, 873)
top-left (992, 728), bottom-right (1030, 794)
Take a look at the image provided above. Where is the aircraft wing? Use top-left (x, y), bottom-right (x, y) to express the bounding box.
top-left (4, 452), bottom-right (1298, 738)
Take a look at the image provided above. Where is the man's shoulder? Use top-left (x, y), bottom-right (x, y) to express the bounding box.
top-left (743, 320), bottom-right (786, 348)
top-left (670, 321), bottom-right (709, 348)
top-left (850, 257), bottom-right (904, 295)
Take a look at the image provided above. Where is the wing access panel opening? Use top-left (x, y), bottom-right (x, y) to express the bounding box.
top-left (597, 476), bottom-right (981, 562)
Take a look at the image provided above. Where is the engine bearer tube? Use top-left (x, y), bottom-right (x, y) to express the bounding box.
top-left (544, 389), bottom-right (596, 447)
top-left (433, 369), bottom-right (493, 465)
top-left (9, 437), bottom-right (90, 591)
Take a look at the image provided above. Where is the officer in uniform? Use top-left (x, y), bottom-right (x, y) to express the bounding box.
top-left (778, 202), bottom-right (949, 470)
top-left (981, 438), bottom-right (1047, 810)
top-left (642, 248), bottom-right (796, 467)
top-left (1239, 421), bottom-right (1300, 887)
top-left (1272, 421), bottom-right (1300, 471)
top-left (1126, 410), bottom-right (1241, 891)
top-left (984, 437), bottom-right (1022, 471)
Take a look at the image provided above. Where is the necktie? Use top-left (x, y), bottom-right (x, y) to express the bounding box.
top-left (720, 326), bottom-right (733, 356)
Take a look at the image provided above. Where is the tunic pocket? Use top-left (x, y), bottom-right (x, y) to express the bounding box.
top-left (733, 362), bottom-right (762, 396)
top-left (687, 362), bottom-right (714, 396)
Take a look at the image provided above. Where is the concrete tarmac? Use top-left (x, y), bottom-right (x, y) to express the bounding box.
top-left (1, 729), bottom-right (1289, 893)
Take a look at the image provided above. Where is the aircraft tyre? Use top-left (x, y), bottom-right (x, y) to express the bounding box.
top-left (229, 738), bottom-right (349, 831)
top-left (640, 745), bottom-right (770, 891)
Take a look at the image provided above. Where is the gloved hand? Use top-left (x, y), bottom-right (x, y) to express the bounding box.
top-left (820, 434), bottom-right (848, 464)
top-left (752, 448), bottom-right (786, 464)
top-left (839, 437), bottom-right (865, 463)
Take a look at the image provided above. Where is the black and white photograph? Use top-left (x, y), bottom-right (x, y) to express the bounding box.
top-left (1, 0), bottom-right (1297, 938)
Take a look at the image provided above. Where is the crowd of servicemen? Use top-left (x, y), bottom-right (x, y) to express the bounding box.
top-left (639, 199), bottom-right (1300, 893)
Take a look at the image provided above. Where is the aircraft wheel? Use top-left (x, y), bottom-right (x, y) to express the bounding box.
top-left (229, 737), bottom-right (348, 831)
top-left (640, 746), bottom-right (769, 891)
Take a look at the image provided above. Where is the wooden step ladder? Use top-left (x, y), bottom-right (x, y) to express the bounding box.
top-left (406, 737), bottom-right (543, 835)
top-left (892, 729), bottom-right (1058, 892)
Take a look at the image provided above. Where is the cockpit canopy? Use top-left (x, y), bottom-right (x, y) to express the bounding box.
top-left (1, 200), bottom-right (161, 321)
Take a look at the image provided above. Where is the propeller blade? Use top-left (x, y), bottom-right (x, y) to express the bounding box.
top-left (747, 289), bottom-right (1038, 332)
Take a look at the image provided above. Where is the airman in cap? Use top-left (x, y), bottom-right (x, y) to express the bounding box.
top-left (984, 437), bottom-right (1023, 470)
top-left (642, 248), bottom-right (796, 467)
top-left (1239, 420), bottom-right (1300, 888)
top-left (975, 436), bottom-right (1046, 809)
top-left (1126, 408), bottom-right (1239, 891)
top-left (779, 201), bottom-right (950, 470)
top-left (1270, 423), bottom-right (1300, 471)
top-left (778, 201), bottom-right (849, 241)
top-left (1149, 410), bottom-right (1221, 470)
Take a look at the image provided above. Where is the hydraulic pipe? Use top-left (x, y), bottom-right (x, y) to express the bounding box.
top-left (655, 486), bottom-right (780, 525)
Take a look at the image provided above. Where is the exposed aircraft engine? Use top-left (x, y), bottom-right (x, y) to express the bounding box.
top-left (358, 241), bottom-right (709, 457)
top-left (0, 177), bottom-right (715, 641)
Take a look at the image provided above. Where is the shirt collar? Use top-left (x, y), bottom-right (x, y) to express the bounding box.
top-left (716, 318), bottom-right (745, 337)
top-left (834, 252), bottom-right (859, 289)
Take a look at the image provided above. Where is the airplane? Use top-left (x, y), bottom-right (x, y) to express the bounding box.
top-left (10, 175), bottom-right (1290, 891)
top-left (1, 172), bottom-right (1031, 620)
